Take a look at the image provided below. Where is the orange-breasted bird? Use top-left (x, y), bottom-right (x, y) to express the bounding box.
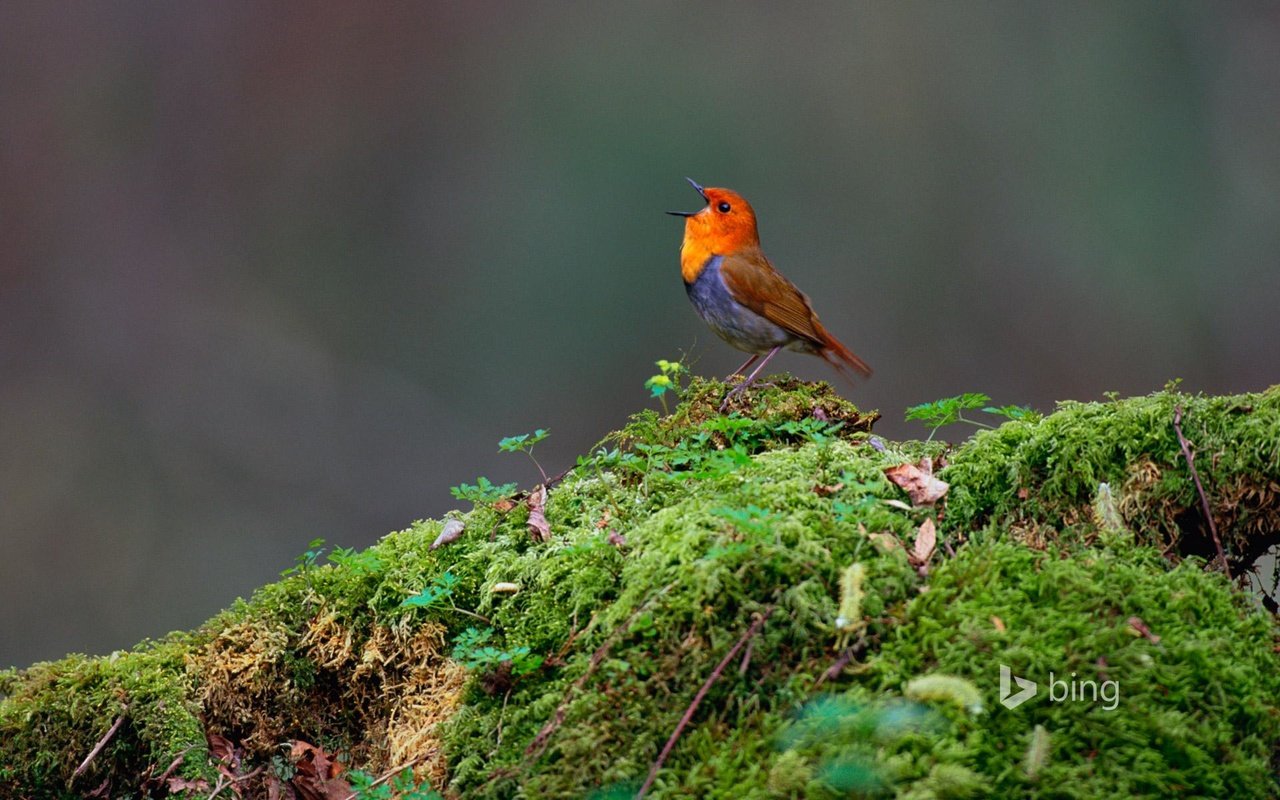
top-left (668, 178), bottom-right (871, 407)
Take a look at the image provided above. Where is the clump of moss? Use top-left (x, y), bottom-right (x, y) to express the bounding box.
top-left (869, 537), bottom-right (1280, 797)
top-left (1, 377), bottom-right (1277, 799)
top-left (0, 636), bottom-right (209, 796)
top-left (943, 386), bottom-right (1280, 576)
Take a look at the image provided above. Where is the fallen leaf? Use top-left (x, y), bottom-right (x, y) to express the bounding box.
top-left (1127, 616), bottom-right (1161, 644)
top-left (990, 615), bottom-right (1006, 633)
top-left (882, 498), bottom-right (914, 512)
top-left (527, 485), bottom-right (551, 542)
top-left (207, 732), bottom-right (236, 765)
top-left (1017, 487), bottom-right (1030, 499)
top-left (884, 460), bottom-right (949, 506)
top-left (431, 519), bottom-right (465, 550)
top-left (168, 776), bottom-right (211, 793)
top-left (596, 510), bottom-right (612, 529)
top-left (910, 518), bottom-right (937, 569)
top-left (813, 482), bottom-right (845, 497)
top-left (289, 740), bottom-right (350, 800)
top-left (493, 497), bottom-right (517, 514)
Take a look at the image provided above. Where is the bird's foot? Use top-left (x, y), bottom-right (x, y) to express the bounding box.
top-left (719, 380), bottom-right (765, 412)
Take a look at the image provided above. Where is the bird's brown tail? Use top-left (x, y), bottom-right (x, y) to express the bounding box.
top-left (814, 322), bottom-right (872, 381)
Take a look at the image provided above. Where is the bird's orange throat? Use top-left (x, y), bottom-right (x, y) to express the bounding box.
top-left (680, 235), bottom-right (717, 284)
top-left (678, 197), bottom-right (759, 283)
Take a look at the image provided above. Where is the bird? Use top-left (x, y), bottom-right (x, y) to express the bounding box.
top-left (667, 178), bottom-right (871, 408)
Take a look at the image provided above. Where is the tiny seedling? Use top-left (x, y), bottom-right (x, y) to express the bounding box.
top-left (346, 766), bottom-right (443, 800)
top-left (499, 428), bottom-right (550, 483)
top-left (451, 626), bottom-right (544, 676)
top-left (450, 476), bottom-right (519, 506)
top-left (280, 537), bottom-right (327, 578)
top-left (400, 571), bottom-right (459, 610)
top-left (644, 358), bottom-right (688, 414)
top-left (905, 393), bottom-right (1039, 440)
top-left (326, 546), bottom-right (383, 576)
top-left (401, 572), bottom-right (491, 625)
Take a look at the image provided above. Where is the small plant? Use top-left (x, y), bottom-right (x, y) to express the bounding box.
top-left (644, 358), bottom-right (688, 414)
top-left (450, 476), bottom-right (519, 506)
top-left (981, 404), bottom-right (1039, 422)
top-left (400, 571), bottom-right (459, 610)
top-left (401, 572), bottom-right (492, 625)
top-left (347, 766), bottom-right (444, 800)
top-left (711, 505), bottom-right (781, 538)
top-left (451, 626), bottom-right (544, 676)
top-left (327, 546), bottom-right (383, 576)
top-left (905, 393), bottom-right (1039, 440)
top-left (499, 428), bottom-right (551, 483)
top-left (280, 537), bottom-right (327, 578)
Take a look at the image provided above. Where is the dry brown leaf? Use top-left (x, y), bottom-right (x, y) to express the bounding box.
top-left (493, 497), bottom-right (517, 514)
top-left (813, 482), bottom-right (845, 497)
top-left (430, 519), bottom-right (465, 550)
top-left (990, 615), bottom-right (1006, 633)
top-left (910, 518), bottom-right (937, 568)
top-left (884, 461), bottom-right (949, 506)
top-left (167, 776), bottom-right (211, 793)
top-left (289, 740), bottom-right (350, 800)
top-left (207, 731), bottom-right (236, 766)
top-left (527, 485), bottom-right (551, 542)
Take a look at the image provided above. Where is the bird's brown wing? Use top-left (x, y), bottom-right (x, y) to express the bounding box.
top-left (718, 248), bottom-right (824, 345)
top-left (720, 247), bottom-right (872, 378)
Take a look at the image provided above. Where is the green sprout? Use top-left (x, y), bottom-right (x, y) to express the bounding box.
top-left (905, 393), bottom-right (1039, 440)
top-left (499, 428), bottom-right (550, 483)
top-left (450, 476), bottom-right (519, 506)
top-left (644, 358), bottom-right (688, 414)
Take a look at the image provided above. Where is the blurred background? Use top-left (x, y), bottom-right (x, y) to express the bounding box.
top-left (2, 2), bottom-right (1278, 669)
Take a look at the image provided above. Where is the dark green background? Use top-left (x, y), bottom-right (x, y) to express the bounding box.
top-left (3, 2), bottom-right (1278, 668)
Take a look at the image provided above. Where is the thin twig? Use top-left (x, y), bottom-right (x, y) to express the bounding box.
top-left (155, 747), bottom-right (193, 784)
top-left (205, 765), bottom-right (264, 800)
top-left (337, 752), bottom-right (432, 800)
top-left (74, 704), bottom-right (128, 778)
top-left (523, 582), bottom-right (678, 761)
top-left (636, 607), bottom-right (774, 799)
top-left (1173, 405), bottom-right (1232, 579)
top-left (815, 634), bottom-right (869, 688)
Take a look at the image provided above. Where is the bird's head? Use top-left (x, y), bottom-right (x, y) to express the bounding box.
top-left (668, 178), bottom-right (759, 253)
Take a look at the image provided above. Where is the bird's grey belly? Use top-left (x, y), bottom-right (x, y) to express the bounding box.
top-left (686, 256), bottom-right (799, 354)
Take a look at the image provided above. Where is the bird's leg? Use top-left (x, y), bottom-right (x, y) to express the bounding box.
top-left (720, 346), bottom-right (782, 411)
top-left (732, 353), bottom-right (757, 378)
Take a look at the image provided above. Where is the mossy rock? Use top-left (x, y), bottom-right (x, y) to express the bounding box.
top-left (1, 378), bottom-right (1277, 799)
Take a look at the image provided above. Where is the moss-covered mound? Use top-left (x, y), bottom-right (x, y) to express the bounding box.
top-left (2, 379), bottom-right (1277, 799)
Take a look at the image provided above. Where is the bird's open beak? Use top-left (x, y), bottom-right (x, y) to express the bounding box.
top-left (666, 177), bottom-right (708, 217)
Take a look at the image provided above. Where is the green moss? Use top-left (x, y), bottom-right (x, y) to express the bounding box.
top-left (1, 378), bottom-right (1277, 798)
top-left (871, 538), bottom-right (1280, 798)
top-left (943, 386), bottom-right (1280, 573)
top-left (0, 636), bottom-right (210, 796)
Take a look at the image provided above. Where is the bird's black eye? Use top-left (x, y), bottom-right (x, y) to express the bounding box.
top-left (717, 201), bottom-right (731, 213)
